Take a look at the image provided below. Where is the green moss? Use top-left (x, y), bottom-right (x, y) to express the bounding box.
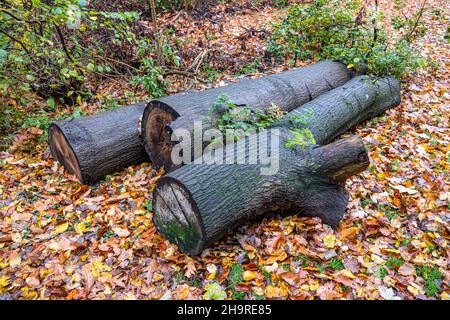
top-left (154, 215), bottom-right (201, 254)
top-left (284, 128), bottom-right (316, 150)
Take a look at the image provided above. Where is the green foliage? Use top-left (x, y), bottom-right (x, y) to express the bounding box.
top-left (416, 266), bottom-right (443, 297)
top-left (385, 257), bottom-right (404, 269)
top-left (328, 258), bottom-right (344, 271)
top-left (259, 265), bottom-right (272, 285)
top-left (129, 57), bottom-right (167, 98)
top-left (227, 263), bottom-right (245, 299)
top-left (445, 26), bottom-right (450, 43)
top-left (272, 0), bottom-right (288, 8)
top-left (379, 266), bottom-right (388, 279)
top-left (156, 0), bottom-right (199, 11)
top-left (228, 263), bottom-right (243, 289)
top-left (0, 1), bottom-right (145, 99)
top-left (239, 58), bottom-right (262, 75)
top-left (207, 94), bottom-right (284, 140)
top-left (379, 204), bottom-right (398, 221)
top-left (268, 0), bottom-right (426, 78)
top-left (284, 128), bottom-right (316, 150)
top-left (143, 200), bottom-right (153, 213)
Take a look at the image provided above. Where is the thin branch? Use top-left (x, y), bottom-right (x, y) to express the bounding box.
top-left (53, 23), bottom-right (74, 63)
top-left (148, 0), bottom-right (163, 66)
top-left (0, 28), bottom-right (31, 54)
top-left (404, 0), bottom-right (427, 42)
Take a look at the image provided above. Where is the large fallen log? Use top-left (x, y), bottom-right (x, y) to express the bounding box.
top-left (142, 60), bottom-right (356, 172)
top-left (152, 76), bottom-right (401, 255)
top-left (48, 102), bottom-right (148, 185)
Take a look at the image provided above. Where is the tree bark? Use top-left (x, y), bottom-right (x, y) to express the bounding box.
top-left (152, 76), bottom-right (401, 255)
top-left (142, 60), bottom-right (356, 172)
top-left (48, 102), bottom-right (149, 185)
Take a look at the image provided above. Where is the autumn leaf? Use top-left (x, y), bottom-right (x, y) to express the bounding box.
top-left (242, 270), bottom-right (257, 281)
top-left (52, 222), bottom-right (69, 236)
top-left (323, 234), bottom-right (337, 249)
top-left (203, 282), bottom-right (227, 300)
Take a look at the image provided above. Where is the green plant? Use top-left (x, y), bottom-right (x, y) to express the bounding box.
top-left (156, 0), bottom-right (199, 11)
top-left (416, 266), bottom-right (443, 297)
top-left (228, 263), bottom-right (244, 299)
top-left (259, 265), bottom-right (272, 284)
top-left (385, 257), bottom-right (404, 269)
top-left (129, 57), bottom-right (167, 98)
top-left (379, 204), bottom-right (398, 221)
top-left (268, 0), bottom-right (426, 78)
top-left (143, 200), bottom-right (153, 213)
top-left (239, 58), bottom-right (262, 75)
top-left (379, 266), bottom-right (388, 279)
top-left (229, 263), bottom-right (243, 288)
top-left (272, 0), bottom-right (288, 8)
top-left (328, 258), bottom-right (344, 270)
top-left (284, 128), bottom-right (316, 150)
top-left (207, 94), bottom-right (284, 140)
top-left (0, 1), bottom-right (143, 99)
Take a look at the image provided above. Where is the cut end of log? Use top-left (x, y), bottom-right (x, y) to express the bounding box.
top-left (143, 101), bottom-right (180, 171)
top-left (48, 124), bottom-right (82, 181)
top-left (152, 177), bottom-right (206, 256)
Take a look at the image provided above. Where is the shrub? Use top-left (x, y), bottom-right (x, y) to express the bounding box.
top-left (0, 0), bottom-right (146, 100)
top-left (267, 0), bottom-right (426, 78)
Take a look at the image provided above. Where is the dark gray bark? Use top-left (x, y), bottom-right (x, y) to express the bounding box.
top-left (48, 102), bottom-right (149, 185)
top-left (152, 76), bottom-right (401, 256)
top-left (142, 60), bottom-right (356, 172)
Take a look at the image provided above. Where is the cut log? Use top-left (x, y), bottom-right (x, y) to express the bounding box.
top-left (48, 102), bottom-right (149, 185)
top-left (142, 60), bottom-right (356, 172)
top-left (152, 76), bottom-right (401, 255)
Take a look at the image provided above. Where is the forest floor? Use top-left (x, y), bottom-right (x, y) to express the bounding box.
top-left (0, 0), bottom-right (449, 300)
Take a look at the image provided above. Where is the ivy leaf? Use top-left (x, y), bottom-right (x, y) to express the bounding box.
top-left (47, 98), bottom-right (56, 110)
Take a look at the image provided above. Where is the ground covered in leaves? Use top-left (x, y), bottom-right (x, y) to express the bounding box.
top-left (0, 0), bottom-right (449, 300)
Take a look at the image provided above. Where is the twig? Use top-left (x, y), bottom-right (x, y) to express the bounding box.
top-left (0, 28), bottom-right (31, 54)
top-left (404, 0), bottom-right (427, 42)
top-left (53, 23), bottom-right (74, 63)
top-left (148, 0), bottom-right (163, 66)
top-left (163, 68), bottom-right (207, 83)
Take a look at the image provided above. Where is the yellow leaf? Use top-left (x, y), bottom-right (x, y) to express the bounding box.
top-left (0, 276), bottom-right (9, 288)
top-left (310, 280), bottom-right (319, 291)
top-left (407, 285), bottom-right (420, 296)
top-left (52, 222), bottom-right (69, 235)
top-left (9, 255), bottom-right (21, 267)
top-left (74, 222), bottom-right (87, 234)
top-left (371, 254), bottom-right (385, 264)
top-left (323, 234), bottom-right (336, 249)
top-left (243, 270), bottom-right (257, 281)
top-left (338, 269), bottom-right (356, 279)
top-left (440, 292), bottom-right (450, 300)
top-left (265, 285), bottom-right (285, 298)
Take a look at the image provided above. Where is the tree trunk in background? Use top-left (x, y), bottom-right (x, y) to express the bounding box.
top-left (142, 60), bottom-right (356, 172)
top-left (152, 76), bottom-right (401, 256)
top-left (48, 102), bottom-right (149, 185)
